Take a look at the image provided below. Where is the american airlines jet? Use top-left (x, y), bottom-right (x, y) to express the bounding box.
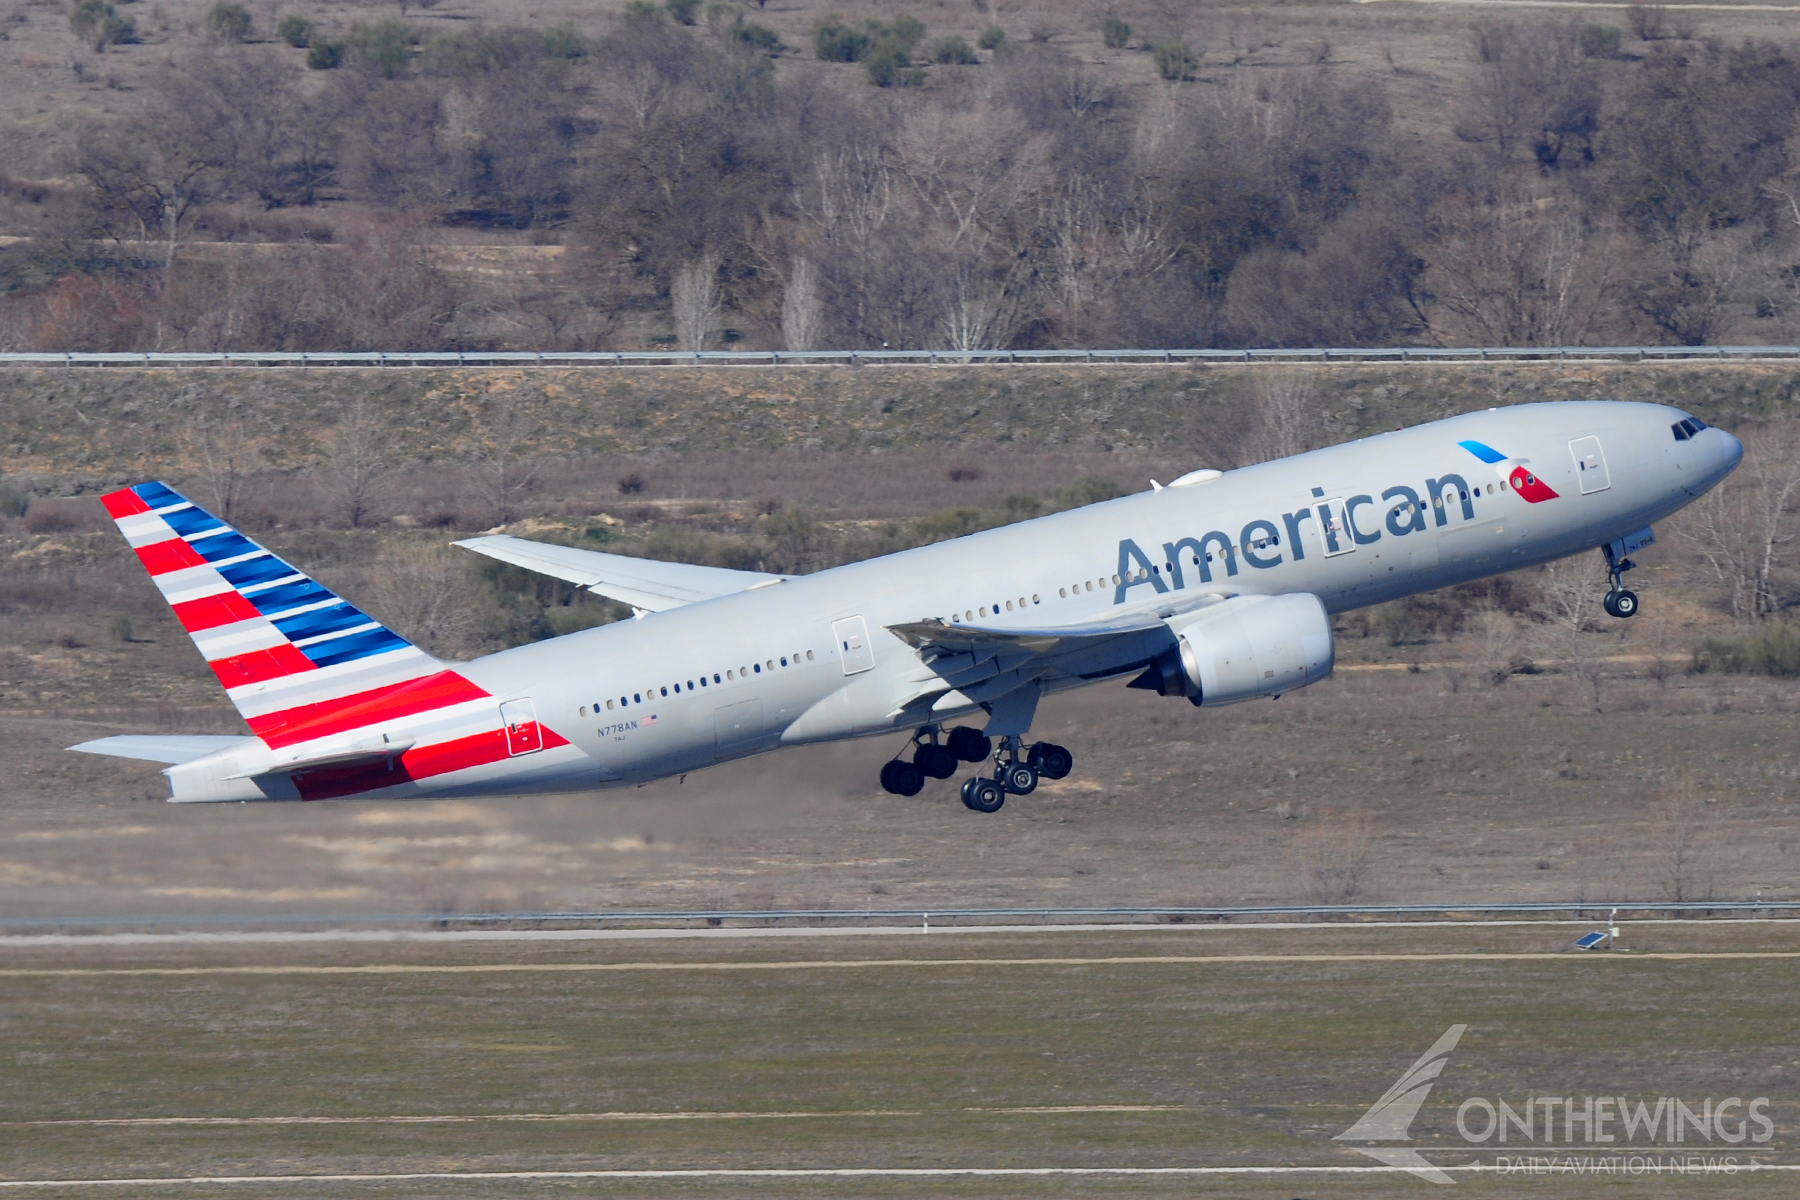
top-left (74, 400), bottom-right (1740, 814)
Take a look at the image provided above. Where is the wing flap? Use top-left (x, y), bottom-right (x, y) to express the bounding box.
top-left (454, 536), bottom-right (788, 612)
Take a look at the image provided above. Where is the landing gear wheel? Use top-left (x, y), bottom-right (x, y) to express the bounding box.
top-left (961, 776), bottom-right (1005, 813)
top-left (946, 726), bottom-right (993, 763)
top-left (879, 760), bottom-right (924, 796)
top-left (1028, 742), bottom-right (1073, 780)
top-left (914, 743), bottom-right (958, 780)
top-left (1001, 761), bottom-right (1038, 795)
top-left (1611, 589), bottom-right (1638, 618)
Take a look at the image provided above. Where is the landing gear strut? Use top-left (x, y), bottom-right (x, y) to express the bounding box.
top-left (1601, 544), bottom-right (1639, 619)
top-left (955, 737), bottom-right (1075, 814)
top-left (882, 724), bottom-right (1074, 813)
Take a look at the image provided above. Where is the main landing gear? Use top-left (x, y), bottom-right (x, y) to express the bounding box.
top-left (1601, 545), bottom-right (1639, 619)
top-left (878, 725), bottom-right (1073, 815)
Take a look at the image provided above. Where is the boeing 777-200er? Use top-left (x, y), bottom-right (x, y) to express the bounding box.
top-left (74, 400), bottom-right (1741, 813)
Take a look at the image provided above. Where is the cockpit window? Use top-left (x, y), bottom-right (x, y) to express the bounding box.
top-left (1672, 421), bottom-right (1689, 441)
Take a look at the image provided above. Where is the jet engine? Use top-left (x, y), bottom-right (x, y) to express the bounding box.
top-left (1130, 593), bottom-right (1334, 706)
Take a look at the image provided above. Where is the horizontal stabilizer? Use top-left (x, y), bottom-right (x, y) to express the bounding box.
top-left (455, 535), bottom-right (789, 612)
top-left (68, 734), bottom-right (255, 765)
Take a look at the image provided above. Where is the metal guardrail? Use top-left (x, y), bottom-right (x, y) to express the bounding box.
top-left (2, 902), bottom-right (1794, 930)
top-left (0, 346), bottom-right (1797, 369)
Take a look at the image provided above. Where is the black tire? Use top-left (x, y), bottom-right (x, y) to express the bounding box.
top-left (1002, 761), bottom-right (1038, 795)
top-left (1602, 589), bottom-right (1621, 618)
top-left (1032, 743), bottom-right (1073, 780)
top-left (891, 760), bottom-right (925, 797)
top-left (962, 776), bottom-right (1005, 813)
top-left (878, 760), bottom-right (900, 794)
top-left (946, 726), bottom-right (992, 763)
top-left (915, 743), bottom-right (958, 780)
top-left (1613, 589), bottom-right (1639, 618)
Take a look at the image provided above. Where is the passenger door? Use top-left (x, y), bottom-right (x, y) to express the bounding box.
top-left (832, 615), bottom-right (875, 675)
top-left (1570, 435), bottom-right (1611, 494)
top-left (499, 698), bottom-right (543, 756)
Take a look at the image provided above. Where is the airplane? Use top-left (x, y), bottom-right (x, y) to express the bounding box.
top-left (72, 399), bottom-right (1741, 814)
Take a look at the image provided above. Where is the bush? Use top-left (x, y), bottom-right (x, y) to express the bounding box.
top-left (865, 40), bottom-right (907, 85)
top-left (1151, 40), bottom-right (1195, 80)
top-left (277, 13), bottom-right (314, 48)
top-left (733, 20), bottom-right (781, 52)
top-left (976, 24), bottom-right (1004, 51)
top-left (67, 0), bottom-right (135, 52)
top-left (305, 38), bottom-right (343, 68)
top-left (206, 2), bottom-right (252, 43)
top-left (347, 18), bottom-right (416, 77)
top-left (930, 35), bottom-right (977, 64)
top-left (0, 484), bottom-right (26, 518)
top-left (1101, 15), bottom-right (1131, 50)
top-left (813, 17), bottom-right (869, 62)
top-left (665, 0), bottom-right (701, 26)
top-left (1578, 23), bottom-right (1621, 58)
top-left (1693, 624), bottom-right (1800, 677)
top-left (542, 22), bottom-right (586, 58)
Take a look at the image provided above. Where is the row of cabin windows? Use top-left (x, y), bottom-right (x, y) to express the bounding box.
top-left (586, 649), bottom-right (817, 714)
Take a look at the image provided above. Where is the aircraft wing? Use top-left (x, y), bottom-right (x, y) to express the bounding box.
top-left (885, 612), bottom-right (1172, 664)
top-left (454, 536), bottom-right (790, 613)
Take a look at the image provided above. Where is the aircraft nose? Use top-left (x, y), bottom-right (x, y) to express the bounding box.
top-left (1717, 428), bottom-right (1745, 476)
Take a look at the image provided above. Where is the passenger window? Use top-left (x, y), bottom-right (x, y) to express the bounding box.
top-left (674, 683), bottom-right (681, 693)
top-left (980, 606), bottom-right (988, 616)
top-left (965, 609), bottom-right (973, 620)
top-left (766, 660), bottom-right (774, 670)
top-left (633, 693), bottom-right (641, 703)
top-left (1005, 601), bottom-right (1013, 611)
top-left (699, 677), bottom-right (707, 687)
top-left (606, 699), bottom-right (615, 710)
top-left (1112, 574), bottom-right (1120, 586)
top-left (1059, 587), bottom-right (1067, 598)
top-left (715, 672), bottom-right (722, 682)
top-left (781, 657), bottom-right (788, 666)
top-left (754, 663), bottom-right (761, 673)
top-left (660, 686), bottom-right (668, 696)
top-left (1032, 594), bottom-right (1039, 604)
top-left (806, 650), bottom-right (814, 661)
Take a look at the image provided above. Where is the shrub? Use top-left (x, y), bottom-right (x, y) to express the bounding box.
top-left (277, 13), bottom-right (314, 48)
top-left (665, 0), bottom-right (701, 26)
top-left (542, 22), bottom-right (586, 58)
top-left (1693, 624), bottom-right (1800, 677)
top-left (976, 23), bottom-right (1004, 51)
top-left (1578, 23), bottom-right (1620, 57)
top-left (865, 37), bottom-right (925, 86)
top-left (930, 34), bottom-right (977, 64)
top-left (305, 38), bottom-right (343, 68)
top-left (347, 18), bottom-right (416, 77)
top-left (0, 483), bottom-right (26, 518)
top-left (1101, 15), bottom-right (1130, 49)
top-left (1151, 40), bottom-right (1195, 80)
top-left (813, 17), bottom-right (869, 62)
top-left (206, 2), bottom-right (252, 43)
top-left (67, 0), bottom-right (135, 52)
top-left (110, 614), bottom-right (134, 643)
top-left (733, 19), bottom-right (781, 52)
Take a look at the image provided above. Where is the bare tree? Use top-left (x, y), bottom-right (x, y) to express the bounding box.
top-left (1533, 553), bottom-right (1609, 710)
top-left (938, 263), bottom-right (1026, 353)
top-left (364, 545), bottom-right (477, 657)
top-left (780, 258), bottom-right (823, 352)
top-left (1654, 776), bottom-right (1719, 903)
top-left (1675, 424), bottom-right (1800, 620)
top-left (671, 253), bottom-right (721, 351)
top-left (318, 399), bottom-right (394, 528)
top-left (1289, 806), bottom-right (1378, 904)
top-left (467, 392), bottom-right (545, 526)
top-left (182, 404), bottom-right (259, 521)
top-left (1248, 369), bottom-right (1318, 463)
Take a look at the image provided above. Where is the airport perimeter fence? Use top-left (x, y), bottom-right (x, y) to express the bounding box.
top-left (2, 346), bottom-right (1799, 369)
top-left (4, 902), bottom-right (1798, 933)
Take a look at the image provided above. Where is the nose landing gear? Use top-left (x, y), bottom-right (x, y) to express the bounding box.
top-left (1601, 544), bottom-right (1639, 619)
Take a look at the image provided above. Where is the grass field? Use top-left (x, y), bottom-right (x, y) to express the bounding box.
top-left (3, 924), bottom-right (1797, 1196)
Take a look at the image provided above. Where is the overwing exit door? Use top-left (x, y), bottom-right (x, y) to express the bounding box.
top-left (1313, 497), bottom-right (1356, 557)
top-left (832, 615), bottom-right (875, 675)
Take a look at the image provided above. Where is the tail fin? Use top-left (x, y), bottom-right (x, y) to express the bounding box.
top-left (102, 482), bottom-right (451, 741)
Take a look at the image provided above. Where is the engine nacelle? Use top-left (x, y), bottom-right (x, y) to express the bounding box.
top-left (1134, 593), bottom-right (1334, 706)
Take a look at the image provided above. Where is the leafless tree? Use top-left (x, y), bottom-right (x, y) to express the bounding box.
top-left (1675, 424), bottom-right (1800, 620)
top-left (182, 403), bottom-right (259, 521)
top-left (467, 391), bottom-right (545, 526)
top-left (1290, 806), bottom-right (1378, 904)
top-left (671, 253), bottom-right (721, 351)
top-left (1533, 553), bottom-right (1610, 710)
top-left (364, 544), bottom-right (477, 657)
top-left (780, 258), bottom-right (823, 353)
top-left (318, 399), bottom-right (395, 528)
top-left (1248, 369), bottom-right (1318, 463)
top-left (1654, 776), bottom-right (1719, 903)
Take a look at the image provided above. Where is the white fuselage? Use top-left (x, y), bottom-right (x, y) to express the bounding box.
top-left (417, 400), bottom-right (1740, 797)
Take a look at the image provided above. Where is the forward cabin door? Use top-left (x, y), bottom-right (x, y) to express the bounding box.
top-left (1570, 435), bottom-right (1611, 494)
